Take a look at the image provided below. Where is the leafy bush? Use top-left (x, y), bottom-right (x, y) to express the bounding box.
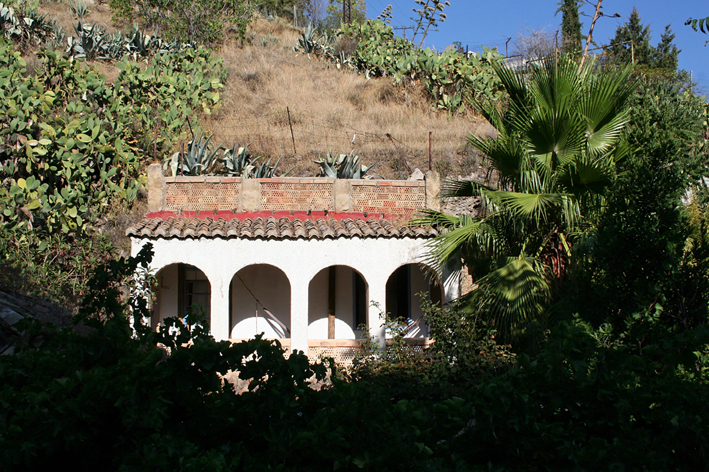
top-left (0, 43), bottom-right (142, 234)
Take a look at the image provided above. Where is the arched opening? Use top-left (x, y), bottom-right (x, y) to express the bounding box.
top-left (230, 264), bottom-right (291, 340)
top-left (152, 263), bottom-right (211, 327)
top-left (386, 264), bottom-right (442, 338)
top-left (308, 266), bottom-right (368, 340)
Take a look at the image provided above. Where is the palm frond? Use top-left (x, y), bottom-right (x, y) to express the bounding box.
top-left (469, 134), bottom-right (526, 183)
top-left (441, 179), bottom-right (496, 198)
top-left (410, 209), bottom-right (462, 229)
top-left (422, 216), bottom-right (501, 272)
top-left (469, 256), bottom-right (551, 341)
top-left (581, 65), bottom-right (636, 153)
top-left (483, 189), bottom-right (565, 222)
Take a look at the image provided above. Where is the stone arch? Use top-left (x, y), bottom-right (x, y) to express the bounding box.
top-left (230, 264), bottom-right (291, 340)
top-left (308, 265), bottom-right (368, 340)
top-left (152, 263), bottom-right (211, 328)
top-left (385, 263), bottom-right (442, 338)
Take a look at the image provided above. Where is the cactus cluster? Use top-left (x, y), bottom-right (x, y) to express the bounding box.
top-left (0, 42), bottom-right (226, 234)
top-left (300, 19), bottom-right (506, 114)
top-left (0, 2), bottom-right (57, 48)
top-left (66, 22), bottom-right (189, 61)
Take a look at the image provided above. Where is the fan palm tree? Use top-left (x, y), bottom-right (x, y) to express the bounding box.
top-left (416, 57), bottom-right (636, 343)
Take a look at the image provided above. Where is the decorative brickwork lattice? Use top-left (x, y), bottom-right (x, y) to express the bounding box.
top-left (165, 181), bottom-right (242, 212)
top-left (160, 176), bottom-right (429, 216)
top-left (351, 182), bottom-right (426, 218)
top-left (261, 181), bottom-right (333, 211)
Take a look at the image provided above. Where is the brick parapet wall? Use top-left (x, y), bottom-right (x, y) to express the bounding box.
top-left (151, 164), bottom-right (439, 216)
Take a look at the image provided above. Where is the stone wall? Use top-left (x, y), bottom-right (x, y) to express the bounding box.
top-left (147, 164), bottom-right (440, 218)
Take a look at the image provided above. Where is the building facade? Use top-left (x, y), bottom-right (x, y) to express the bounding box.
top-left (127, 164), bottom-right (458, 359)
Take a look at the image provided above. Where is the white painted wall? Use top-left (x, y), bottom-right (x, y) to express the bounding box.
top-left (132, 236), bottom-right (461, 353)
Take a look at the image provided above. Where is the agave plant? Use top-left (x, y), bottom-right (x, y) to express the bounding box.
top-left (252, 156), bottom-right (284, 178)
top-left (70, 0), bottom-right (89, 19)
top-left (24, 9), bottom-right (55, 43)
top-left (0, 3), bottom-right (54, 45)
top-left (314, 152), bottom-right (373, 179)
top-left (99, 31), bottom-right (125, 60)
top-left (125, 25), bottom-right (156, 59)
top-left (294, 23), bottom-right (335, 59)
top-left (155, 37), bottom-right (184, 54)
top-left (67, 21), bottom-right (106, 59)
top-left (165, 131), bottom-right (223, 176)
top-left (0, 3), bottom-right (22, 39)
top-left (222, 143), bottom-right (256, 177)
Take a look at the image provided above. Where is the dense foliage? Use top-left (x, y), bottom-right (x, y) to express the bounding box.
top-left (571, 73), bottom-right (709, 335)
top-left (1, 246), bottom-right (708, 471)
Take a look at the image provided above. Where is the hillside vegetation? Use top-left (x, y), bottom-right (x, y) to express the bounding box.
top-left (40, 3), bottom-right (492, 179)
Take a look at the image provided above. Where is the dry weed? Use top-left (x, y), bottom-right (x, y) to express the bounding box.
top-left (203, 19), bottom-right (492, 179)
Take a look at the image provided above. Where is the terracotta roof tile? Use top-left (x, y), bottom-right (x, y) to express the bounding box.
top-left (126, 215), bottom-right (438, 240)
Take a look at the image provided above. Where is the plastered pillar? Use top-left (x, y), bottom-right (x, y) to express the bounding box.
top-left (147, 163), bottom-right (166, 212)
top-left (241, 179), bottom-right (262, 212)
top-left (367, 279), bottom-right (387, 348)
top-left (290, 277), bottom-right (309, 354)
top-left (209, 274), bottom-right (230, 341)
top-left (333, 179), bottom-right (352, 212)
top-left (425, 170), bottom-right (441, 212)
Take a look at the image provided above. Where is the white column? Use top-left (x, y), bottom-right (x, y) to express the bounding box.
top-left (290, 277), bottom-right (310, 354)
top-left (210, 275), bottom-right (230, 341)
top-left (367, 279), bottom-right (387, 349)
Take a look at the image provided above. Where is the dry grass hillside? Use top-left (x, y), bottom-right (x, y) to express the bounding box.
top-left (40, 3), bottom-right (492, 179)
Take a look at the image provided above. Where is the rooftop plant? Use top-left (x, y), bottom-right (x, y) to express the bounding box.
top-left (314, 152), bottom-right (373, 179)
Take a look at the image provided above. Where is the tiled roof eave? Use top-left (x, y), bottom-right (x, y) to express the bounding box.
top-left (126, 216), bottom-right (438, 241)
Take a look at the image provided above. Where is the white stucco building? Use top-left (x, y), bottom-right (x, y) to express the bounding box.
top-left (127, 165), bottom-right (459, 360)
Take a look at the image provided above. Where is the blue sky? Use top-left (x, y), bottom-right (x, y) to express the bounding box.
top-left (363, 0), bottom-right (709, 93)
